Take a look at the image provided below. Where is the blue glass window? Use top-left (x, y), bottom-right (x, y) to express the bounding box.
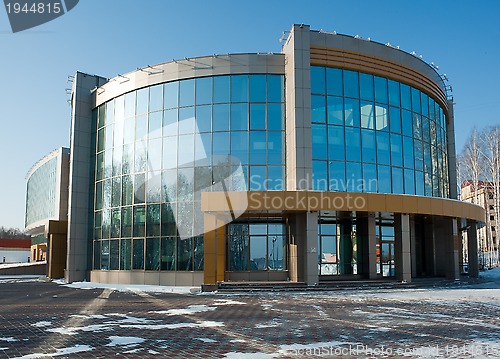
top-left (311, 66), bottom-right (326, 94)
top-left (343, 70), bottom-right (359, 98)
top-left (250, 104), bottom-right (266, 130)
top-left (268, 104), bottom-right (283, 131)
top-left (377, 131), bottom-right (390, 165)
top-left (312, 124), bottom-right (327, 160)
top-left (374, 76), bottom-right (388, 104)
top-left (267, 75), bottom-right (283, 103)
top-left (329, 161), bottom-right (345, 190)
top-left (346, 162), bottom-right (362, 192)
top-left (231, 131), bottom-right (248, 165)
top-left (360, 102), bottom-right (375, 129)
top-left (392, 167), bottom-right (404, 194)
top-left (178, 107), bottom-right (195, 135)
top-left (249, 131), bottom-right (267, 165)
top-left (196, 77), bottom-right (213, 105)
top-left (328, 126), bottom-right (345, 161)
top-left (213, 76), bottom-right (230, 103)
top-left (312, 95), bottom-right (326, 123)
top-left (361, 129), bottom-right (376, 163)
top-left (401, 110), bottom-right (413, 137)
top-left (267, 166), bottom-right (283, 190)
top-left (180, 79), bottom-right (195, 107)
top-left (326, 68), bottom-right (342, 96)
top-left (411, 88), bottom-right (421, 113)
top-left (195, 105), bottom-right (212, 133)
top-left (400, 84), bottom-right (411, 110)
top-left (125, 92), bottom-right (136, 118)
top-left (213, 104), bottom-right (230, 131)
top-left (390, 134), bottom-right (403, 167)
top-left (388, 80), bottom-right (400, 107)
top-left (164, 82), bottom-right (179, 109)
top-left (344, 98), bottom-right (360, 127)
top-left (378, 165), bottom-right (391, 193)
top-left (313, 160), bottom-right (328, 191)
top-left (250, 166), bottom-right (266, 191)
top-left (363, 163), bottom-right (377, 192)
top-left (136, 88), bottom-right (149, 115)
top-left (345, 127), bottom-right (361, 162)
top-left (359, 73), bottom-right (374, 101)
top-left (403, 136), bottom-right (415, 169)
top-left (230, 103), bottom-right (248, 131)
top-left (231, 75), bottom-right (248, 102)
top-left (163, 109), bottom-right (178, 137)
top-left (268, 132), bottom-right (283, 165)
top-left (404, 168), bottom-right (415, 195)
top-left (327, 96), bottom-right (343, 125)
top-left (249, 75), bottom-right (266, 102)
top-left (149, 84), bottom-right (163, 113)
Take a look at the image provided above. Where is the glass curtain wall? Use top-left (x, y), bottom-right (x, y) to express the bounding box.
top-left (310, 66), bottom-right (449, 198)
top-left (227, 220), bottom-right (287, 272)
top-left (92, 74), bottom-right (285, 272)
top-left (318, 213), bottom-right (361, 276)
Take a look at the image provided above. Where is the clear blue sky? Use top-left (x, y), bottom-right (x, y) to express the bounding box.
top-left (1, 0), bottom-right (499, 229)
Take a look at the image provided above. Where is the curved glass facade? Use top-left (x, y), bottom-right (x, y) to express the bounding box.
top-left (310, 66), bottom-right (449, 198)
top-left (25, 156), bottom-right (57, 227)
top-left (92, 74), bottom-right (285, 271)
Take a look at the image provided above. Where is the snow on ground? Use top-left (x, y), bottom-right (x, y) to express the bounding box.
top-left (196, 337), bottom-right (218, 343)
top-left (480, 266), bottom-right (500, 280)
top-left (0, 338), bottom-right (17, 342)
top-left (212, 299), bottom-right (247, 306)
top-left (11, 345), bottom-right (93, 359)
top-left (151, 305), bottom-right (217, 316)
top-left (31, 321), bottom-right (52, 328)
top-left (0, 261), bottom-right (46, 270)
top-left (55, 280), bottom-right (200, 294)
top-left (106, 336), bottom-right (145, 347)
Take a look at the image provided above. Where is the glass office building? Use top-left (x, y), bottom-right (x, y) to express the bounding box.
top-left (46, 24), bottom-right (485, 287)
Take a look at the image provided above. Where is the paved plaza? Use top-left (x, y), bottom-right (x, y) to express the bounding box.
top-left (0, 274), bottom-right (499, 358)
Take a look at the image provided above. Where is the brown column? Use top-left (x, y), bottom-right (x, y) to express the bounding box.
top-left (203, 214), bottom-right (225, 285)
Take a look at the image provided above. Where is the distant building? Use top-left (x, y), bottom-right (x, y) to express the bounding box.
top-left (460, 180), bottom-right (499, 269)
top-left (25, 147), bottom-right (70, 276)
top-left (0, 239), bottom-right (31, 264)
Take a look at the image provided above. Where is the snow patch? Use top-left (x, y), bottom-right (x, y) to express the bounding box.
top-left (213, 299), bottom-right (247, 306)
top-left (106, 336), bottom-right (145, 347)
top-left (11, 345), bottom-right (93, 358)
top-left (31, 321), bottom-right (52, 328)
top-left (120, 321), bottom-right (224, 330)
top-left (0, 348), bottom-right (9, 351)
top-left (0, 261), bottom-right (46, 270)
top-left (57, 280), bottom-right (200, 294)
top-left (47, 324), bottom-right (110, 335)
top-left (0, 338), bottom-right (17, 342)
top-left (151, 305), bottom-right (217, 316)
top-left (196, 337), bottom-right (217, 343)
top-left (255, 318), bottom-right (281, 328)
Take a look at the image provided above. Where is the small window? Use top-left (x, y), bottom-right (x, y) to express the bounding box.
top-left (491, 226), bottom-right (496, 232)
top-left (489, 193), bottom-right (494, 199)
top-left (490, 216), bottom-right (495, 221)
top-left (490, 205), bottom-right (494, 210)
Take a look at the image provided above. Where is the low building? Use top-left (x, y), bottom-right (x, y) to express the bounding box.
top-left (0, 239), bottom-right (31, 264)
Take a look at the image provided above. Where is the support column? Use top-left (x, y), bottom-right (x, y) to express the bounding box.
top-left (467, 220), bottom-right (479, 278)
top-left (365, 213), bottom-right (378, 279)
top-left (339, 216), bottom-right (353, 275)
top-left (410, 216), bottom-right (417, 278)
top-left (203, 214), bottom-right (226, 285)
top-left (294, 211), bottom-right (319, 285)
top-left (305, 212), bottom-right (319, 285)
top-left (445, 218), bottom-right (460, 280)
top-left (395, 214), bottom-right (412, 282)
top-left (424, 220), bottom-right (436, 276)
